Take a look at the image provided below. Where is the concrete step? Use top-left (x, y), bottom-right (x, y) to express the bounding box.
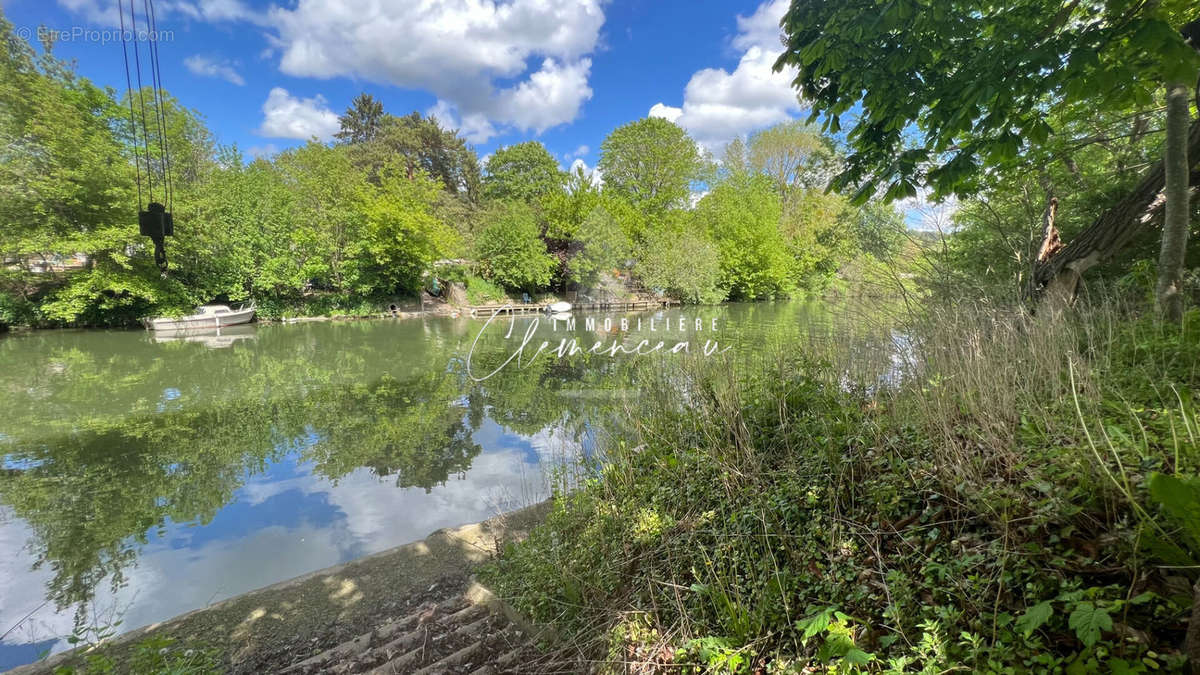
top-left (278, 585), bottom-right (540, 675)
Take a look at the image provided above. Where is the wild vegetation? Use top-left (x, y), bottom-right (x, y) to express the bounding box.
top-left (3, 0), bottom-right (1200, 672)
top-left (0, 14), bottom-right (902, 329)
top-left (478, 2), bottom-right (1200, 673)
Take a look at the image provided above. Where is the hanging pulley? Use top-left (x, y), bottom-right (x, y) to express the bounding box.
top-left (139, 202), bottom-right (173, 273)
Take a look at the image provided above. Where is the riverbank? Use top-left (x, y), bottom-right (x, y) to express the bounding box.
top-left (13, 502), bottom-right (551, 675)
top-left (0, 286), bottom-right (682, 331)
top-left (479, 303), bottom-right (1200, 672)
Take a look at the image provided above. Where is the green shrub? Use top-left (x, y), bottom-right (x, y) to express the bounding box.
top-left (473, 202), bottom-right (556, 292)
top-left (465, 276), bottom-right (508, 305)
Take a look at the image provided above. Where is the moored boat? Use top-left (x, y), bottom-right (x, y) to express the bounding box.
top-left (149, 323), bottom-right (257, 347)
top-left (144, 302), bottom-right (255, 331)
top-left (546, 301), bottom-right (572, 314)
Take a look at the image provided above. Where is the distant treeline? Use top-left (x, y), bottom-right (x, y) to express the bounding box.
top-left (0, 15), bottom-right (906, 327)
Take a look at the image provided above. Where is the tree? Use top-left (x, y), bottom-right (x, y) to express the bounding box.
top-left (543, 163), bottom-right (604, 242)
top-left (353, 161), bottom-right (457, 295)
top-left (177, 145), bottom-right (295, 303)
top-left (776, 2), bottom-right (1200, 305)
top-left (483, 141), bottom-right (564, 203)
top-left (637, 219), bottom-right (725, 304)
top-left (0, 21), bottom-right (188, 326)
top-left (851, 201), bottom-right (907, 261)
top-left (722, 137), bottom-right (750, 178)
top-left (1157, 69), bottom-right (1196, 320)
top-left (782, 189), bottom-right (855, 291)
top-left (564, 206), bottom-right (632, 288)
top-left (747, 121), bottom-right (838, 202)
top-left (335, 93), bottom-right (385, 145)
top-left (273, 142), bottom-right (364, 291)
top-left (474, 202), bottom-right (556, 292)
top-left (696, 174), bottom-right (794, 300)
top-left (598, 117), bottom-right (701, 214)
top-left (776, 0), bottom-right (1200, 200)
top-left (359, 113), bottom-right (481, 199)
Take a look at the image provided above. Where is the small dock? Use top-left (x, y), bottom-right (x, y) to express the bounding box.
top-left (467, 299), bottom-right (673, 317)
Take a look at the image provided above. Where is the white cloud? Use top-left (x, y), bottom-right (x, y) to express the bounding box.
top-left (54, 0), bottom-right (121, 25)
top-left (184, 55), bottom-right (245, 86)
top-left (732, 0), bottom-right (790, 52)
top-left (648, 103), bottom-right (683, 124)
top-left (246, 143), bottom-right (280, 159)
top-left (263, 0), bottom-right (605, 142)
top-left (184, 0), bottom-right (265, 23)
top-left (57, 0), bottom-right (602, 143)
top-left (256, 87), bottom-right (340, 141)
top-left (565, 145), bottom-right (590, 161)
top-left (427, 100), bottom-right (498, 146)
top-left (649, 0), bottom-right (802, 154)
top-left (490, 58), bottom-right (593, 134)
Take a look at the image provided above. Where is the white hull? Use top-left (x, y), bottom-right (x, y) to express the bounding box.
top-left (145, 304), bottom-right (255, 331)
top-left (150, 324), bottom-right (257, 348)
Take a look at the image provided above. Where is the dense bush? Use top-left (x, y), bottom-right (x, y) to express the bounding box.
top-left (473, 202), bottom-right (557, 292)
top-left (464, 276), bottom-right (508, 305)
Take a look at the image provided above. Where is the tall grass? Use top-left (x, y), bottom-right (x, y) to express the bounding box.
top-left (884, 297), bottom-right (1198, 517)
top-left (482, 297), bottom-right (1200, 672)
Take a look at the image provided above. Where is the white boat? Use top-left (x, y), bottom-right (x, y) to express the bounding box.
top-left (144, 302), bottom-right (255, 331)
top-left (546, 301), bottom-right (572, 314)
top-left (150, 324), bottom-right (257, 348)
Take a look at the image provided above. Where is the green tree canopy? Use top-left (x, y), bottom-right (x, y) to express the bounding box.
top-left (352, 161), bottom-right (457, 295)
top-left (335, 92), bottom-right (385, 145)
top-left (483, 141), bottom-right (564, 203)
top-left (0, 24), bottom-right (187, 325)
top-left (357, 112), bottom-right (481, 199)
top-left (273, 142), bottom-right (364, 291)
top-left (598, 117), bottom-right (701, 214)
top-left (696, 174), bottom-right (794, 300)
top-left (774, 0), bottom-right (1200, 201)
top-left (637, 216), bottom-right (725, 304)
top-left (747, 120), bottom-right (839, 199)
top-left (474, 202), bottom-right (556, 292)
top-left (565, 206), bottom-right (633, 288)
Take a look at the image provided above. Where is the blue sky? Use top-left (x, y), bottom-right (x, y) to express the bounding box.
top-left (4, 0), bottom-right (805, 175)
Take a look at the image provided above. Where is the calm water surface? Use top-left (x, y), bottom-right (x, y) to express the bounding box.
top-left (0, 301), bottom-right (878, 670)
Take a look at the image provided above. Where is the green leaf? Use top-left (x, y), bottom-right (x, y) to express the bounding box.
top-left (1148, 472), bottom-right (1200, 550)
top-left (1067, 602), bottom-right (1112, 647)
top-left (1108, 657), bottom-right (1136, 675)
top-left (797, 608), bottom-right (834, 641)
top-left (843, 647), bottom-right (874, 665)
top-left (1015, 600), bottom-right (1053, 636)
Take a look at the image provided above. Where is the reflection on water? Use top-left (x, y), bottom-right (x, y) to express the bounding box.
top-left (149, 324), bottom-right (259, 348)
top-left (0, 301), bottom-right (888, 670)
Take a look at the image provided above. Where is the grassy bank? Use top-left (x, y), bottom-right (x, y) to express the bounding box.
top-left (480, 302), bottom-right (1200, 672)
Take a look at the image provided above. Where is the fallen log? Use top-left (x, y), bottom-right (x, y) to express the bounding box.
top-left (1029, 119), bottom-right (1200, 305)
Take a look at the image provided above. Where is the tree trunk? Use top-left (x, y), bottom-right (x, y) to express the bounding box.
top-left (1029, 120), bottom-right (1200, 304)
top-left (1157, 80), bottom-right (1193, 322)
top-left (1190, 579), bottom-right (1200, 672)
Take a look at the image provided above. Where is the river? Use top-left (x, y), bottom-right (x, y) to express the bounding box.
top-left (0, 301), bottom-right (890, 670)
